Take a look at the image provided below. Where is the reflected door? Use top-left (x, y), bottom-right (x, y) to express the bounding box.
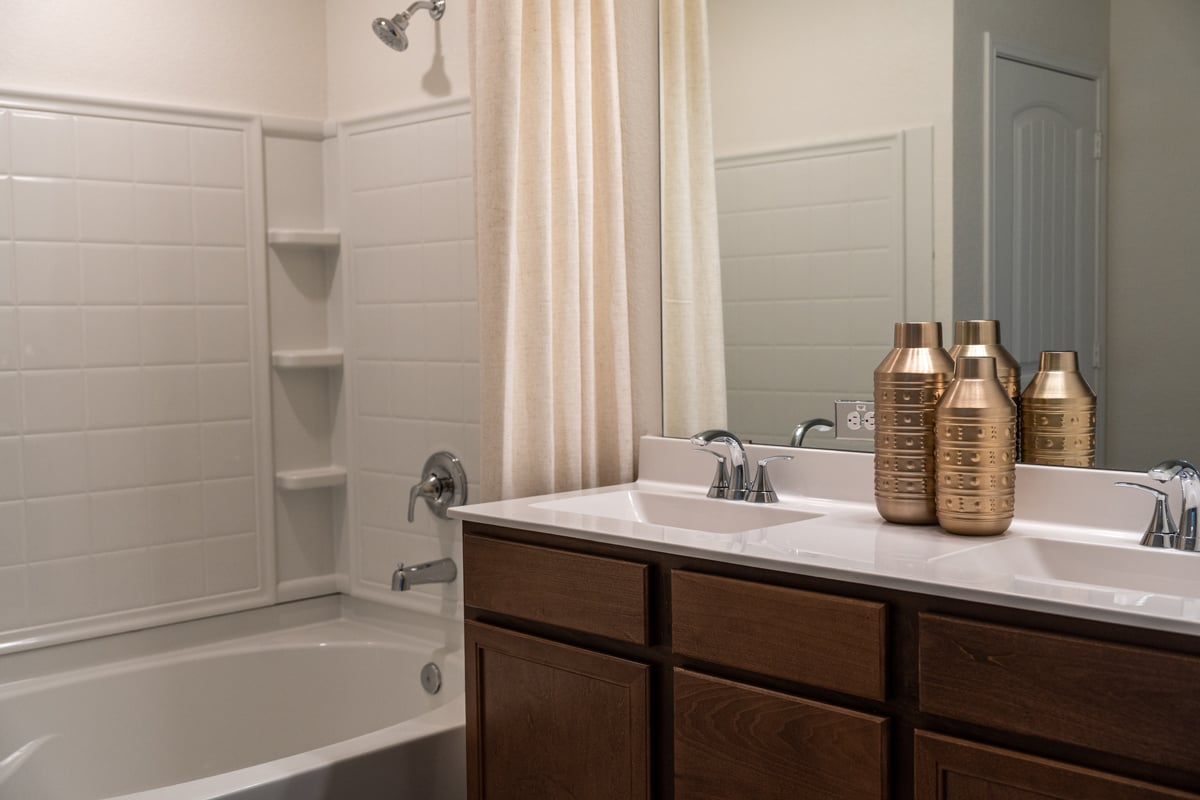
top-left (990, 55), bottom-right (1102, 405)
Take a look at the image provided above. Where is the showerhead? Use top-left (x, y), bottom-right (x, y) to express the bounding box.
top-left (372, 13), bottom-right (411, 51)
top-left (373, 0), bottom-right (445, 52)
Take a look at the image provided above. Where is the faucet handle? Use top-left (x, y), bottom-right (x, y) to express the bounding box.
top-left (746, 455), bottom-right (794, 504)
top-left (1114, 481), bottom-right (1178, 548)
top-left (694, 448), bottom-right (730, 499)
top-left (407, 451), bottom-right (468, 523)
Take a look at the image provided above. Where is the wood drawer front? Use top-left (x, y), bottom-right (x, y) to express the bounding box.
top-left (674, 668), bottom-right (887, 800)
top-left (919, 613), bottom-right (1200, 773)
top-left (464, 533), bottom-right (649, 644)
top-left (671, 570), bottom-right (887, 700)
top-left (914, 731), bottom-right (1200, 800)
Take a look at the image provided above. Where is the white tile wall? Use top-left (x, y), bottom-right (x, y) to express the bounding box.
top-left (0, 102), bottom-right (267, 638)
top-left (717, 140), bottom-right (903, 445)
top-left (344, 109), bottom-right (478, 612)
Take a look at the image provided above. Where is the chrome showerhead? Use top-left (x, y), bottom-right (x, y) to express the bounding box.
top-left (372, 0), bottom-right (445, 52)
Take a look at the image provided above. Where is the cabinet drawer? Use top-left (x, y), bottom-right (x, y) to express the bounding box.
top-left (674, 668), bottom-right (887, 800)
top-left (919, 613), bottom-right (1200, 773)
top-left (914, 731), bottom-right (1200, 799)
top-left (464, 533), bottom-right (649, 644)
top-left (671, 571), bottom-right (887, 700)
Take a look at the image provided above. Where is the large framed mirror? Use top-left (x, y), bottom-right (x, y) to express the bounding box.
top-left (660, 0), bottom-right (1200, 471)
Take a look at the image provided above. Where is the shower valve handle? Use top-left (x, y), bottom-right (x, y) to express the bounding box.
top-left (406, 451), bottom-right (468, 523)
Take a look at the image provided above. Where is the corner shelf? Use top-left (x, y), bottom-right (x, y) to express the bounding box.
top-left (271, 347), bottom-right (344, 369)
top-left (267, 228), bottom-right (341, 248)
top-left (275, 466), bottom-right (348, 491)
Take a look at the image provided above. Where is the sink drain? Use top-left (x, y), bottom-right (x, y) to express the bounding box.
top-left (420, 662), bottom-right (442, 695)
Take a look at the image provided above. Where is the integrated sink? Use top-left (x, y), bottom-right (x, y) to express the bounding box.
top-left (932, 536), bottom-right (1200, 601)
top-left (532, 490), bottom-right (822, 534)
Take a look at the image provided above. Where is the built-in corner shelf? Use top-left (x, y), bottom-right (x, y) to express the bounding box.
top-left (275, 466), bottom-right (348, 491)
top-left (267, 228), bottom-right (341, 248)
top-left (271, 347), bottom-right (344, 370)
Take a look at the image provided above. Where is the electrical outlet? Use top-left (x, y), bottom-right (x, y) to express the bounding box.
top-left (834, 400), bottom-right (875, 441)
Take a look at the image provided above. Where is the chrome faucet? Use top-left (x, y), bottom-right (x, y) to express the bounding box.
top-left (1148, 459), bottom-right (1200, 552)
top-left (790, 418), bottom-right (834, 447)
top-left (690, 429), bottom-right (748, 500)
top-left (392, 557), bottom-right (458, 591)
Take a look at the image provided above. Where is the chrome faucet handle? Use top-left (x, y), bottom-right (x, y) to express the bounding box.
top-left (407, 451), bottom-right (468, 523)
top-left (746, 455), bottom-right (794, 504)
top-left (1114, 482), bottom-right (1178, 548)
top-left (690, 429), bottom-right (749, 500)
top-left (694, 448), bottom-right (730, 499)
top-left (1148, 459), bottom-right (1200, 551)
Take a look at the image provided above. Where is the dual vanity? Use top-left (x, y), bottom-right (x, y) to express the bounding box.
top-left (451, 436), bottom-right (1200, 799)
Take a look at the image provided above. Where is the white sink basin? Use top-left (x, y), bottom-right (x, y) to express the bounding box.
top-left (932, 536), bottom-right (1200, 601)
top-left (532, 490), bottom-right (821, 534)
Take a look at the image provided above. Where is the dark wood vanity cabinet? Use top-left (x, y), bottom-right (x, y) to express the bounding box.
top-left (462, 522), bottom-right (1200, 799)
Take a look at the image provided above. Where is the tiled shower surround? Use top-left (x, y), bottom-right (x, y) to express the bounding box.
top-left (342, 105), bottom-right (479, 614)
top-left (0, 101), bottom-right (271, 640)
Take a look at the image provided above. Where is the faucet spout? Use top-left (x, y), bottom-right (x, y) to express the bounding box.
top-left (790, 418), bottom-right (834, 448)
top-left (391, 557), bottom-right (458, 591)
top-left (1148, 459), bottom-right (1200, 552)
top-left (690, 429), bottom-right (748, 500)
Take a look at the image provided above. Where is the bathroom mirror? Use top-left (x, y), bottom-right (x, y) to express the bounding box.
top-left (660, 0), bottom-right (1200, 471)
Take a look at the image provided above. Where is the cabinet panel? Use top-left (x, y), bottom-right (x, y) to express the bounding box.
top-left (914, 731), bottom-right (1200, 800)
top-left (465, 620), bottom-right (650, 800)
top-left (919, 614), bottom-right (1200, 773)
top-left (672, 570), bottom-right (887, 699)
top-left (464, 532), bottom-right (649, 643)
top-left (674, 668), bottom-right (887, 800)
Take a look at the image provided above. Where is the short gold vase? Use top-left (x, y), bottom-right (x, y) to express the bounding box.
top-left (874, 322), bottom-right (955, 525)
top-left (934, 356), bottom-right (1017, 536)
top-left (1021, 350), bottom-right (1097, 467)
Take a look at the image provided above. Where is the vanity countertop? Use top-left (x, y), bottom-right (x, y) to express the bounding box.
top-left (451, 437), bottom-right (1200, 638)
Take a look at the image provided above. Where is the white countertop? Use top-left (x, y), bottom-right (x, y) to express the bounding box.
top-left (451, 437), bottom-right (1200, 638)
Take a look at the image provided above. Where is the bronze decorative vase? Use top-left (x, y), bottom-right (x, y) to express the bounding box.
top-left (948, 320), bottom-right (1021, 459)
top-left (874, 322), bottom-right (954, 524)
top-left (934, 356), bottom-right (1017, 536)
top-left (1021, 350), bottom-right (1097, 467)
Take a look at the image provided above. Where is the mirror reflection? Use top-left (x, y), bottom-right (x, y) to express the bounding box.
top-left (660, 0), bottom-right (1200, 471)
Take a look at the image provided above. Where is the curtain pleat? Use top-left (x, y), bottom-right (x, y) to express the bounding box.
top-left (660, 0), bottom-right (727, 438)
top-left (471, 0), bottom-right (638, 500)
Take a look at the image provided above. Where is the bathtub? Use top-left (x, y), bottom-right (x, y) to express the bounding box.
top-left (0, 596), bottom-right (466, 800)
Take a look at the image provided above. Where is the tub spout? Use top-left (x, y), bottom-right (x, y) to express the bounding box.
top-left (391, 557), bottom-right (457, 591)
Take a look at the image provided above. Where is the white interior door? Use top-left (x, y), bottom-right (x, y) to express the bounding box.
top-left (991, 55), bottom-right (1102, 399)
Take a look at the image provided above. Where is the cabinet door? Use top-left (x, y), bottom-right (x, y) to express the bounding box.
top-left (914, 731), bottom-right (1200, 800)
top-left (674, 668), bottom-right (888, 800)
top-left (465, 620), bottom-right (650, 800)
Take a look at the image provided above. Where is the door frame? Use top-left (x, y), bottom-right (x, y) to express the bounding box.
top-left (983, 33), bottom-right (1108, 462)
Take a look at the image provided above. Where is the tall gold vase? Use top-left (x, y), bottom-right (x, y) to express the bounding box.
top-left (949, 320), bottom-right (1021, 459)
top-left (934, 356), bottom-right (1017, 536)
top-left (874, 322), bottom-right (954, 524)
top-left (1022, 351), bottom-right (1097, 467)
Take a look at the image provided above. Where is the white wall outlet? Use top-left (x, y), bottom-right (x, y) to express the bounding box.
top-left (834, 400), bottom-right (875, 441)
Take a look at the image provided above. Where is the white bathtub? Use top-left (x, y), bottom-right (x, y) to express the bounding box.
top-left (0, 596), bottom-right (466, 800)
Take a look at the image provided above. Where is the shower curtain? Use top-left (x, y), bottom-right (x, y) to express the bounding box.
top-left (470, 0), bottom-right (656, 500)
top-left (660, 0), bottom-right (727, 438)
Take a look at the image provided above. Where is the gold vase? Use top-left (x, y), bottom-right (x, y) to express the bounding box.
top-left (934, 356), bottom-right (1017, 536)
top-left (948, 320), bottom-right (1022, 459)
top-left (1021, 351), bottom-right (1097, 467)
top-left (874, 322), bottom-right (955, 524)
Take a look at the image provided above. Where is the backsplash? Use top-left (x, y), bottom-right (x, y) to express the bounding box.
top-left (0, 98), bottom-right (273, 645)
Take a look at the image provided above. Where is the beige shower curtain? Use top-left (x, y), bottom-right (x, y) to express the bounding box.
top-left (470, 0), bottom-right (655, 501)
top-left (660, 0), bottom-right (727, 438)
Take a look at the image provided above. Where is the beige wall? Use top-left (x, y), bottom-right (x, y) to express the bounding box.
top-left (706, 0), bottom-right (955, 325)
top-left (951, 0), bottom-right (1109, 320)
top-left (0, 0), bottom-right (327, 119)
top-left (1106, 0), bottom-right (1200, 468)
top-left (324, 0), bottom-right (471, 121)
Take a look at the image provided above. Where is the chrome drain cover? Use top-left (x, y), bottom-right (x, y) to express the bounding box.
top-left (420, 662), bottom-right (442, 695)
